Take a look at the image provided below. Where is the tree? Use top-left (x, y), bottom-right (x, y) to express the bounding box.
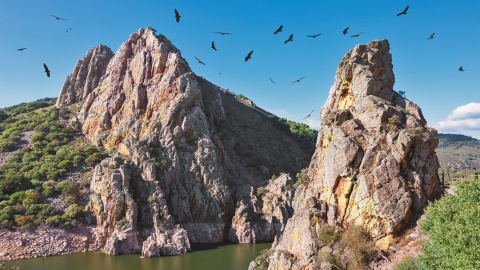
top-left (420, 177), bottom-right (480, 269)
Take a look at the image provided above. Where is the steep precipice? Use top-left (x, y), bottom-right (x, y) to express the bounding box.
top-left (56, 28), bottom-right (314, 257)
top-left (252, 40), bottom-right (439, 269)
top-left (55, 45), bottom-right (113, 108)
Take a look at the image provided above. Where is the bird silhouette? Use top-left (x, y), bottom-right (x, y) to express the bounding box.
top-left (17, 48), bottom-right (27, 51)
top-left (343, 27), bottom-right (349, 35)
top-left (351, 32), bottom-right (363, 38)
top-left (307, 33), bottom-right (322, 38)
top-left (174, 9), bottom-right (181, 23)
top-left (214, 32), bottom-right (232, 35)
top-left (284, 34), bottom-right (293, 44)
top-left (303, 109), bottom-right (314, 120)
top-left (458, 66), bottom-right (465, 72)
top-left (428, 33), bottom-right (435, 40)
top-left (291, 76), bottom-right (306, 84)
top-left (43, 63), bottom-right (50, 77)
top-left (66, 28), bottom-right (72, 33)
top-left (274, 25), bottom-right (283, 35)
top-left (195, 57), bottom-right (205, 65)
top-left (269, 77), bottom-right (276, 84)
top-left (396, 6), bottom-right (409, 16)
top-left (51, 15), bottom-right (66, 20)
top-left (211, 41), bottom-right (217, 51)
top-left (245, 50), bottom-right (253, 62)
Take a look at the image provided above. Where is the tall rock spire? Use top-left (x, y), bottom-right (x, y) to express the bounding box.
top-left (253, 40), bottom-right (439, 269)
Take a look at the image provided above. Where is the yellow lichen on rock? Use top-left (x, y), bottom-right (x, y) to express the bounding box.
top-left (375, 235), bottom-right (393, 251)
top-left (337, 80), bottom-right (355, 110)
top-left (335, 176), bottom-right (354, 218)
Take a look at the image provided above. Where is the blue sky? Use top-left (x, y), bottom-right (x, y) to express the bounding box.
top-left (1, 0), bottom-right (479, 138)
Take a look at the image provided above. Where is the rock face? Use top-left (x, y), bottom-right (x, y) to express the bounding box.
top-left (256, 40), bottom-right (439, 269)
top-left (55, 45), bottom-right (113, 108)
top-left (228, 174), bottom-right (295, 244)
top-left (57, 28), bottom-right (314, 257)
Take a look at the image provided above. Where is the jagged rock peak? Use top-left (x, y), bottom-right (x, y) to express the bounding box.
top-left (254, 40), bottom-right (439, 269)
top-left (321, 39), bottom-right (396, 121)
top-left (55, 44), bottom-right (113, 108)
top-left (59, 28), bottom-right (314, 257)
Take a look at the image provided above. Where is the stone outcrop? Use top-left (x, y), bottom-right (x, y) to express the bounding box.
top-left (229, 174), bottom-right (295, 243)
top-left (255, 40), bottom-right (439, 269)
top-left (55, 45), bottom-right (113, 108)
top-left (57, 28), bottom-right (314, 257)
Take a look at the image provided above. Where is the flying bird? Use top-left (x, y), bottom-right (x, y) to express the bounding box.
top-left (51, 15), bottom-right (66, 20)
top-left (396, 6), bottom-right (409, 16)
top-left (43, 63), bottom-right (50, 77)
top-left (244, 50), bottom-right (253, 62)
top-left (351, 32), bottom-right (363, 38)
top-left (211, 41), bottom-right (217, 51)
top-left (174, 9), bottom-right (181, 23)
top-left (428, 33), bottom-right (435, 40)
top-left (214, 32), bottom-right (232, 35)
top-left (303, 109), bottom-right (314, 120)
top-left (307, 33), bottom-right (322, 38)
top-left (284, 34), bottom-right (293, 44)
top-left (194, 57), bottom-right (205, 65)
top-left (17, 48), bottom-right (27, 51)
top-left (343, 27), bottom-right (349, 35)
top-left (269, 77), bottom-right (276, 84)
top-left (274, 25), bottom-right (283, 35)
top-left (291, 76), bottom-right (306, 84)
top-left (66, 28), bottom-right (72, 33)
top-left (458, 66), bottom-right (465, 72)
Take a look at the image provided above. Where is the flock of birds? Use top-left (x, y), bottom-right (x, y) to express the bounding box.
top-left (171, 5), bottom-right (467, 120)
top-left (15, 6), bottom-right (467, 121)
top-left (16, 15), bottom-right (72, 78)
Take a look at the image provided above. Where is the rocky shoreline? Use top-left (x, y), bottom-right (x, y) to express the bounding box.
top-left (0, 224), bottom-right (101, 260)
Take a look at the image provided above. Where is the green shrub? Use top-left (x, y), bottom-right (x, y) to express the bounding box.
top-left (62, 204), bottom-right (85, 221)
top-left (22, 190), bottom-right (42, 206)
top-left (339, 225), bottom-right (377, 270)
top-left (394, 255), bottom-right (422, 270)
top-left (318, 226), bottom-right (341, 245)
top-left (15, 214), bottom-right (40, 231)
top-left (45, 215), bottom-right (63, 227)
top-left (420, 178), bottom-right (480, 269)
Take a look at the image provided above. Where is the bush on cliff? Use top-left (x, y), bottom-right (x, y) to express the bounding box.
top-left (420, 177), bottom-right (480, 269)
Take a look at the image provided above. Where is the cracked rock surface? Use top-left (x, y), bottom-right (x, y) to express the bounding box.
top-left (253, 40), bottom-right (439, 269)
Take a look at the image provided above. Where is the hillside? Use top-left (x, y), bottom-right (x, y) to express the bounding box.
top-left (437, 133), bottom-right (480, 171)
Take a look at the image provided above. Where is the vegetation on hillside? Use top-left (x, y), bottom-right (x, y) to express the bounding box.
top-left (278, 118), bottom-right (318, 146)
top-left (419, 177), bottom-right (480, 269)
top-left (0, 98), bottom-right (56, 120)
top-left (0, 103), bottom-right (105, 230)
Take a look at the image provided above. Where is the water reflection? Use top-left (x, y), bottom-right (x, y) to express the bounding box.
top-left (3, 243), bottom-right (271, 270)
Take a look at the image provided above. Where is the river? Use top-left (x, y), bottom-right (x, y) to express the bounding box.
top-left (2, 243), bottom-right (271, 270)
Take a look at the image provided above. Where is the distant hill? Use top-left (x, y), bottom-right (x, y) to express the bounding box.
top-left (437, 133), bottom-right (480, 171)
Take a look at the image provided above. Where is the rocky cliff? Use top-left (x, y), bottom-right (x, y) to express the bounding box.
top-left (55, 45), bottom-right (113, 108)
top-left (56, 28), bottom-right (314, 257)
top-left (252, 40), bottom-right (439, 269)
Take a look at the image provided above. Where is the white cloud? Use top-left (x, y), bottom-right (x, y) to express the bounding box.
top-left (447, 102), bottom-right (480, 120)
top-left (303, 118), bottom-right (321, 130)
top-left (434, 102), bottom-right (480, 139)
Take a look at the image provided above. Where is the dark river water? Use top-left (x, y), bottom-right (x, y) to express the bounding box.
top-left (3, 243), bottom-right (271, 270)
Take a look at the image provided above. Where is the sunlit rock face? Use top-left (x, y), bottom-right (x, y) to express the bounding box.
top-left (255, 40), bottom-right (439, 269)
top-left (57, 28), bottom-right (314, 257)
top-left (55, 45), bottom-right (113, 108)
